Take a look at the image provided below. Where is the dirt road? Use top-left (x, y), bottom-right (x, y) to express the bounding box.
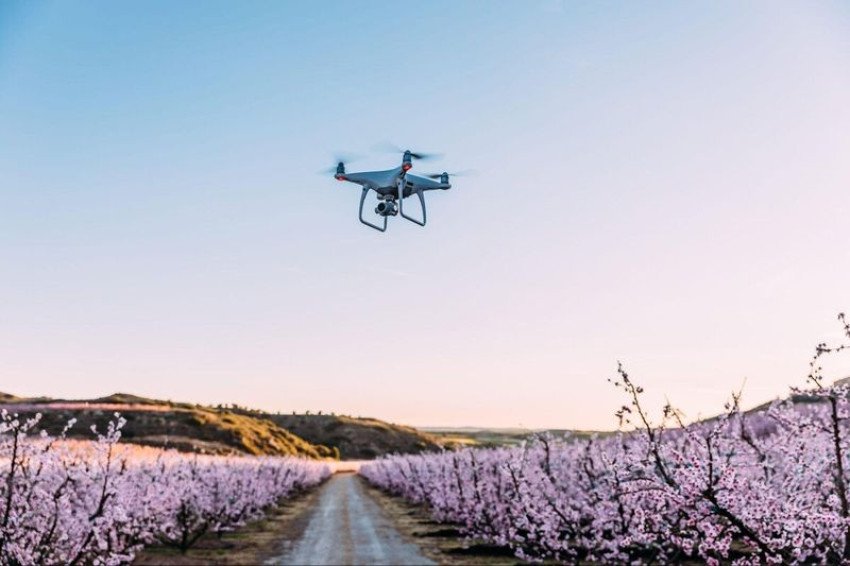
top-left (267, 474), bottom-right (435, 565)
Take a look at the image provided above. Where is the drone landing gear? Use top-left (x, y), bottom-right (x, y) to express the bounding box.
top-left (357, 185), bottom-right (428, 232)
top-left (399, 187), bottom-right (427, 227)
top-left (358, 187), bottom-right (387, 232)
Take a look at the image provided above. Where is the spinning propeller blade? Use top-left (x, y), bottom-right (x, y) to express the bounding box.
top-left (318, 152), bottom-right (363, 175)
top-left (422, 169), bottom-right (476, 179)
top-left (373, 142), bottom-right (442, 161)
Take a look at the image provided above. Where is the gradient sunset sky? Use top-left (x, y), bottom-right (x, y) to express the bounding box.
top-left (2, 1), bottom-right (849, 429)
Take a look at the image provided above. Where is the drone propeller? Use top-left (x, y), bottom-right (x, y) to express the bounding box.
top-left (373, 142), bottom-right (442, 161)
top-left (421, 169), bottom-right (476, 179)
top-left (319, 152), bottom-right (362, 175)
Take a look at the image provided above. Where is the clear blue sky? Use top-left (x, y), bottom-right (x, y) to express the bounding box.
top-left (2, 1), bottom-right (849, 429)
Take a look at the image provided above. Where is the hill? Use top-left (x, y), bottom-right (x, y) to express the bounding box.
top-left (0, 393), bottom-right (336, 459)
top-left (266, 413), bottom-right (441, 459)
top-left (0, 392), bottom-right (441, 459)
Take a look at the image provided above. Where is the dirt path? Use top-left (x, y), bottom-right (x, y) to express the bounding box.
top-left (135, 470), bottom-right (514, 565)
top-left (266, 473), bottom-right (435, 565)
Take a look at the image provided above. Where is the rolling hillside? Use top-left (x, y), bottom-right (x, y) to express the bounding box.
top-left (267, 413), bottom-right (441, 459)
top-left (0, 393), bottom-right (335, 458)
top-left (0, 392), bottom-right (441, 459)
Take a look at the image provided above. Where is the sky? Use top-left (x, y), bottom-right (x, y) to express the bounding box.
top-left (1, 1), bottom-right (849, 430)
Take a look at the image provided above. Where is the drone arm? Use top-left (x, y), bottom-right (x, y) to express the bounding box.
top-left (399, 187), bottom-right (427, 227)
top-left (358, 186), bottom-right (387, 232)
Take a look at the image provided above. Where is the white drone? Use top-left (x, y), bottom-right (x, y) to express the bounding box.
top-left (324, 145), bottom-right (464, 232)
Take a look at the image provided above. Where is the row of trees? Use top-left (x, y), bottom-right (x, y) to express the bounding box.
top-left (361, 314), bottom-right (850, 564)
top-left (0, 412), bottom-right (330, 565)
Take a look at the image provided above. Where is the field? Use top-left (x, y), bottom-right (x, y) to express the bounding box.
top-left (0, 413), bottom-right (329, 564)
top-left (423, 427), bottom-right (612, 448)
top-left (358, 316), bottom-right (850, 563)
top-left (11, 372), bottom-right (850, 564)
top-left (3, 315), bottom-right (850, 565)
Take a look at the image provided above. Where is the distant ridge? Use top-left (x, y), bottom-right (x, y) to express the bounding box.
top-left (0, 391), bottom-right (441, 460)
top-left (0, 391), bottom-right (627, 456)
top-left (268, 413), bottom-right (440, 459)
top-left (92, 392), bottom-right (162, 405)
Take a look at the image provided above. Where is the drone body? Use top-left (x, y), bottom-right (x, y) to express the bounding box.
top-left (329, 149), bottom-right (453, 232)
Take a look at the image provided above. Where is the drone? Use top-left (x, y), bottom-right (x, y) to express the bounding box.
top-left (324, 146), bottom-right (463, 232)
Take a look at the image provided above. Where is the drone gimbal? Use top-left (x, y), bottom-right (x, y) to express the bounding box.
top-left (357, 178), bottom-right (427, 232)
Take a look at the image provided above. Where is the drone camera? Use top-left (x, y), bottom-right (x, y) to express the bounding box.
top-left (375, 201), bottom-right (398, 217)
